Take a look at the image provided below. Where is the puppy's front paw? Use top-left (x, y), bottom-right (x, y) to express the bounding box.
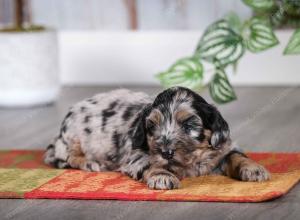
top-left (147, 173), bottom-right (180, 190)
top-left (239, 163), bottom-right (270, 182)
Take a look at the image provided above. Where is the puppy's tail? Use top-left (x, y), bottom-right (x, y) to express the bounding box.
top-left (44, 137), bottom-right (71, 169)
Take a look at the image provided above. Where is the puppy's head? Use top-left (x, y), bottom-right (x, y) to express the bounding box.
top-left (131, 87), bottom-right (230, 167)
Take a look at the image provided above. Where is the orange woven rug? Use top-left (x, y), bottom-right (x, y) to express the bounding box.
top-left (0, 150), bottom-right (299, 202)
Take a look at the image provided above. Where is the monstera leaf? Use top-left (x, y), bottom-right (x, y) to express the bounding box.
top-left (156, 57), bottom-right (204, 90)
top-left (243, 18), bottom-right (279, 53)
top-left (209, 68), bottom-right (237, 104)
top-left (284, 29), bottom-right (300, 55)
top-left (242, 0), bottom-right (275, 10)
top-left (195, 20), bottom-right (245, 68)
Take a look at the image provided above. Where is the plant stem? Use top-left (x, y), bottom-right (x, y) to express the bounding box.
top-left (14, 0), bottom-right (24, 29)
top-left (124, 0), bottom-right (138, 30)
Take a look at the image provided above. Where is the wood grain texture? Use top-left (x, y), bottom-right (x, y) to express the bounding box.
top-left (1, 86), bottom-right (299, 151)
top-left (0, 86), bottom-right (299, 220)
top-left (0, 185), bottom-right (299, 220)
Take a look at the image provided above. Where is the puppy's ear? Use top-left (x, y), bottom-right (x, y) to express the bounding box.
top-left (130, 104), bottom-right (152, 151)
top-left (131, 118), bottom-right (147, 149)
top-left (205, 104), bottom-right (230, 148)
top-left (193, 100), bottom-right (229, 148)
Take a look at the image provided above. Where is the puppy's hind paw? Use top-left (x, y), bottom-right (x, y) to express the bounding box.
top-left (82, 161), bottom-right (102, 172)
top-left (239, 163), bottom-right (270, 182)
top-left (147, 173), bottom-right (180, 190)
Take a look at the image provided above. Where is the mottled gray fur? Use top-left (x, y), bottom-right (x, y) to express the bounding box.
top-left (45, 87), bottom-right (270, 190)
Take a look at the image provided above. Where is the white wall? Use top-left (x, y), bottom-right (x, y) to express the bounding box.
top-left (59, 30), bottom-right (300, 86)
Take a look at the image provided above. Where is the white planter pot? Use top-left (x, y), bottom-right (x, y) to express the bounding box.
top-left (0, 29), bottom-right (60, 107)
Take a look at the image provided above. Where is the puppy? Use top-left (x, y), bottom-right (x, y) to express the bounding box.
top-left (44, 87), bottom-right (270, 190)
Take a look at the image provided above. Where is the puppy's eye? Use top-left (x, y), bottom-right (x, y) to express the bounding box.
top-left (183, 124), bottom-right (192, 133)
top-left (181, 116), bottom-right (200, 133)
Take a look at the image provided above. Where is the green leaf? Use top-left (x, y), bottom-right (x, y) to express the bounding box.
top-left (272, 6), bottom-right (287, 27)
top-left (284, 0), bottom-right (300, 17)
top-left (242, 0), bottom-right (275, 10)
top-left (286, 17), bottom-right (300, 28)
top-left (195, 20), bottom-right (245, 68)
top-left (242, 18), bottom-right (279, 53)
top-left (156, 57), bottom-right (204, 90)
top-left (225, 12), bottom-right (243, 34)
top-left (284, 29), bottom-right (300, 55)
top-left (209, 68), bottom-right (237, 104)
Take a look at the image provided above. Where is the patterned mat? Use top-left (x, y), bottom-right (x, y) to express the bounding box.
top-left (0, 150), bottom-right (299, 202)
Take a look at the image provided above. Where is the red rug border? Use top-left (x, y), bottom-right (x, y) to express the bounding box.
top-left (1, 151), bottom-right (299, 202)
top-left (24, 190), bottom-right (285, 203)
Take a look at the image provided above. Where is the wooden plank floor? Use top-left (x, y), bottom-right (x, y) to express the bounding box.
top-left (0, 86), bottom-right (299, 220)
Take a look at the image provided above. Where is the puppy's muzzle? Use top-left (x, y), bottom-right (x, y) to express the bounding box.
top-left (161, 149), bottom-right (175, 160)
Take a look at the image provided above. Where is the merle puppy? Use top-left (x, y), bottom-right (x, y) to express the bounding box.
top-left (45, 87), bottom-right (270, 189)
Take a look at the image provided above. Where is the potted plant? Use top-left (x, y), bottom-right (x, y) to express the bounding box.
top-left (157, 0), bottom-right (300, 104)
top-left (0, 0), bottom-right (60, 107)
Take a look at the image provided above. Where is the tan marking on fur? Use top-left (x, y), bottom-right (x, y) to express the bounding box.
top-left (175, 110), bottom-right (193, 122)
top-left (193, 129), bottom-right (212, 149)
top-left (186, 140), bottom-right (232, 177)
top-left (224, 153), bottom-right (270, 181)
top-left (147, 126), bottom-right (232, 179)
top-left (203, 129), bottom-right (212, 140)
top-left (147, 109), bottom-right (162, 125)
top-left (67, 140), bottom-right (87, 169)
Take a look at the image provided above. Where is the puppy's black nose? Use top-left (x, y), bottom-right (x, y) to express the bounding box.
top-left (161, 149), bottom-right (174, 160)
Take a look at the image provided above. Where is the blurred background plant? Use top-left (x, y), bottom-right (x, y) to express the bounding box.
top-left (0, 0), bottom-right (44, 32)
top-left (157, 0), bottom-right (300, 104)
top-left (244, 0), bottom-right (300, 28)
